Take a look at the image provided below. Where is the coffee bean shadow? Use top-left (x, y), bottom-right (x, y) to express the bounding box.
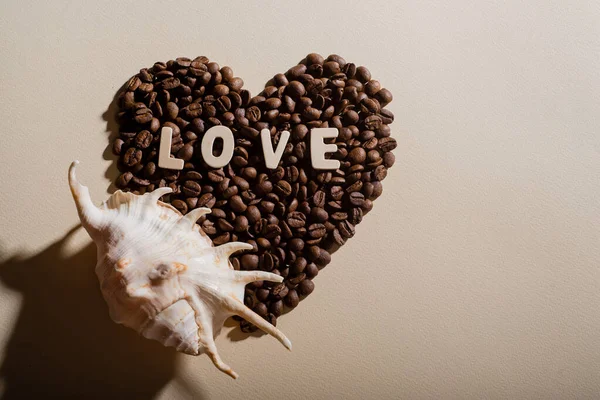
top-left (102, 83), bottom-right (128, 195)
top-left (0, 226), bottom-right (206, 400)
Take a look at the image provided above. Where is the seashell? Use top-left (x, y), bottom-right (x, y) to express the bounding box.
top-left (68, 161), bottom-right (291, 378)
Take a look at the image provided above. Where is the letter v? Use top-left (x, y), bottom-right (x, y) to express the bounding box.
top-left (261, 128), bottom-right (290, 169)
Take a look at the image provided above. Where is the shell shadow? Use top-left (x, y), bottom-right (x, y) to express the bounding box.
top-left (0, 226), bottom-right (205, 399)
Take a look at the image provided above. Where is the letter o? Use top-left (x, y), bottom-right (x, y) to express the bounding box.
top-left (201, 126), bottom-right (235, 168)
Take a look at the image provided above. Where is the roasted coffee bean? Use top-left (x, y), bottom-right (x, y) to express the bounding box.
top-left (308, 223), bottom-right (327, 238)
top-left (256, 288), bottom-right (270, 302)
top-left (182, 180), bottom-right (201, 197)
top-left (287, 211), bottom-right (306, 228)
top-left (291, 257), bottom-right (307, 274)
top-left (217, 218), bottom-right (234, 232)
top-left (253, 303), bottom-right (268, 318)
top-left (259, 252), bottom-right (276, 271)
top-left (312, 190), bottom-right (326, 208)
top-left (264, 224), bottom-right (281, 239)
top-left (197, 193), bottom-right (214, 207)
top-left (123, 148), bottom-right (142, 166)
top-left (373, 165), bottom-right (387, 181)
top-left (383, 152), bottom-right (395, 168)
top-left (234, 215), bottom-right (249, 232)
top-left (177, 144), bottom-right (194, 161)
top-left (269, 300), bottom-right (284, 316)
top-left (330, 211), bottom-right (348, 221)
top-left (288, 273), bottom-right (306, 286)
top-left (311, 207), bottom-right (328, 222)
top-left (349, 192), bottom-right (365, 206)
top-left (172, 199), bottom-right (188, 214)
top-left (329, 186), bottom-right (344, 201)
top-left (241, 254), bottom-right (259, 270)
top-left (348, 147), bottom-right (366, 164)
top-left (112, 138), bottom-right (125, 155)
top-left (213, 232), bottom-right (230, 245)
top-left (246, 205), bottom-right (261, 224)
top-left (378, 137), bottom-right (397, 152)
top-left (284, 289), bottom-right (300, 308)
top-left (274, 180), bottom-right (292, 197)
top-left (135, 130), bottom-right (153, 149)
top-left (229, 195), bottom-right (247, 212)
top-left (271, 283), bottom-right (289, 300)
top-left (116, 172), bottom-right (133, 188)
top-left (338, 220), bottom-right (355, 239)
top-left (288, 238), bottom-right (305, 252)
top-left (298, 279), bottom-right (315, 296)
top-left (305, 263), bottom-right (319, 279)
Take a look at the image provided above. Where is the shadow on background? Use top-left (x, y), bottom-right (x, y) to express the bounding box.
top-left (0, 226), bottom-right (205, 399)
top-left (101, 83), bottom-right (126, 195)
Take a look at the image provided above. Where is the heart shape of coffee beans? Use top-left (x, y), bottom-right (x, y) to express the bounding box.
top-left (111, 54), bottom-right (396, 332)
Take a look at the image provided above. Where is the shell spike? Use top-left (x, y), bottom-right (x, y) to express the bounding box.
top-left (182, 207), bottom-right (211, 225)
top-left (68, 161), bottom-right (104, 234)
top-left (146, 187), bottom-right (173, 204)
top-left (228, 299), bottom-right (292, 351)
top-left (188, 295), bottom-right (239, 379)
top-left (205, 339), bottom-right (239, 379)
top-left (216, 242), bottom-right (253, 261)
top-left (234, 270), bottom-right (284, 284)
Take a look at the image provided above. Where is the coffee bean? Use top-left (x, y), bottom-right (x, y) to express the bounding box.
top-left (291, 257), bottom-right (307, 274)
top-left (264, 224), bottom-right (281, 239)
top-left (328, 186), bottom-right (342, 201)
top-left (274, 180), bottom-right (292, 197)
top-left (269, 300), bottom-right (284, 316)
top-left (284, 289), bottom-right (300, 308)
top-left (245, 205), bottom-right (261, 224)
top-left (304, 264), bottom-right (318, 280)
top-left (286, 81), bottom-right (305, 98)
top-left (229, 195), bottom-right (247, 212)
top-left (348, 147), bottom-right (366, 164)
top-left (241, 254), bottom-right (259, 270)
top-left (197, 193), bottom-right (214, 207)
top-left (338, 220), bottom-right (355, 239)
top-left (255, 180), bottom-right (273, 196)
top-left (217, 218), bottom-right (234, 232)
top-left (287, 211), bottom-right (306, 228)
top-left (213, 232), bottom-right (230, 245)
top-left (378, 137), bottom-right (397, 152)
top-left (330, 212), bottom-right (348, 221)
top-left (310, 207), bottom-right (328, 222)
top-left (116, 172), bottom-right (133, 188)
top-left (308, 223), bottom-right (327, 238)
top-left (177, 143), bottom-right (194, 161)
top-left (289, 238), bottom-right (305, 252)
top-left (112, 138), bottom-right (125, 155)
top-left (182, 180), bottom-right (201, 197)
top-left (349, 192), bottom-right (365, 206)
top-left (373, 165), bottom-right (387, 181)
top-left (271, 283), bottom-right (289, 300)
top-left (253, 303), bottom-right (268, 318)
top-left (135, 130), bottom-right (153, 149)
top-left (298, 279), bottom-right (315, 296)
top-left (123, 148), bottom-right (142, 166)
top-left (312, 190), bottom-right (326, 208)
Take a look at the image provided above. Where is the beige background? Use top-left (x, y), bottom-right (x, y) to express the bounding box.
top-left (1, 1), bottom-right (599, 399)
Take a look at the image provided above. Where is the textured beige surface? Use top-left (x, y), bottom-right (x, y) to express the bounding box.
top-left (1, 1), bottom-right (599, 399)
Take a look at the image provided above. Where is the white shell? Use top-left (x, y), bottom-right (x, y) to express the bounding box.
top-left (68, 161), bottom-right (291, 378)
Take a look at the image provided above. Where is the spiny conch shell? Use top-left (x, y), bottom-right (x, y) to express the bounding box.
top-left (68, 161), bottom-right (291, 378)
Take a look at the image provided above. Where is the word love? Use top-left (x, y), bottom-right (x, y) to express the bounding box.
top-left (158, 126), bottom-right (339, 171)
